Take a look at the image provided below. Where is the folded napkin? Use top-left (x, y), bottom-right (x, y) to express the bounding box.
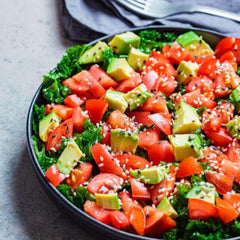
top-left (61, 0), bottom-right (240, 42)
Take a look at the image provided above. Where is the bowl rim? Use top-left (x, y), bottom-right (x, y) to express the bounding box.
top-left (26, 25), bottom-right (239, 240)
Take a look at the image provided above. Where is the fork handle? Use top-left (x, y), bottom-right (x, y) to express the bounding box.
top-left (188, 5), bottom-right (240, 22)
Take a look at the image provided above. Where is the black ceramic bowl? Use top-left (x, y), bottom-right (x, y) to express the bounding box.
top-left (26, 26), bottom-right (239, 240)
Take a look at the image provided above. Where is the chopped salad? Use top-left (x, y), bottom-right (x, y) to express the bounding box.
top-left (31, 30), bottom-right (240, 239)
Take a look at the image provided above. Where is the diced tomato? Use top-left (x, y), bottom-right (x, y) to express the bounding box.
top-left (109, 211), bottom-right (130, 230)
top-left (188, 198), bottom-right (218, 220)
top-left (84, 200), bottom-right (111, 225)
top-left (216, 198), bottom-right (239, 224)
top-left (198, 58), bottom-right (218, 80)
top-left (87, 173), bottom-right (122, 194)
top-left (45, 164), bottom-right (65, 187)
top-left (150, 166), bottom-right (176, 205)
top-left (220, 51), bottom-right (237, 71)
top-left (138, 128), bottom-right (160, 150)
top-left (66, 163), bottom-right (93, 190)
top-left (215, 37), bottom-right (236, 58)
top-left (176, 89), bottom-right (216, 109)
top-left (225, 139), bottom-right (240, 162)
top-left (206, 171), bottom-right (233, 195)
top-left (155, 75), bottom-right (177, 96)
top-left (64, 94), bottom-right (85, 108)
top-left (176, 157), bottom-right (203, 178)
top-left (91, 143), bottom-right (127, 179)
top-left (148, 113), bottom-right (172, 136)
top-left (72, 106), bottom-right (86, 133)
top-left (45, 104), bottom-right (73, 120)
top-left (162, 43), bottom-right (170, 54)
top-left (89, 64), bottom-right (118, 89)
top-left (141, 70), bottom-right (159, 92)
top-left (200, 146), bottom-right (228, 172)
top-left (62, 70), bottom-right (105, 99)
top-left (148, 141), bottom-right (175, 165)
top-left (186, 76), bottom-right (214, 99)
top-left (46, 118), bottom-right (73, 151)
top-left (215, 101), bottom-right (234, 124)
top-left (141, 92), bottom-right (169, 114)
top-left (85, 99), bottom-right (108, 124)
top-left (204, 128), bottom-right (233, 147)
top-left (118, 191), bottom-right (135, 214)
top-left (126, 111), bottom-right (152, 127)
top-left (223, 193), bottom-right (240, 212)
top-left (115, 154), bottom-right (151, 171)
top-left (144, 206), bottom-right (176, 237)
top-left (202, 109), bottom-right (222, 132)
top-left (195, 55), bottom-right (216, 65)
top-left (214, 72), bottom-right (231, 98)
top-left (166, 42), bottom-right (194, 65)
top-left (130, 177), bottom-right (151, 200)
top-left (107, 110), bottom-right (137, 131)
top-left (101, 123), bottom-right (111, 145)
top-left (220, 160), bottom-right (240, 183)
top-left (115, 71), bottom-right (141, 93)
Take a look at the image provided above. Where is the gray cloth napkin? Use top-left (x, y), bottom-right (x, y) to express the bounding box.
top-left (61, 0), bottom-right (240, 42)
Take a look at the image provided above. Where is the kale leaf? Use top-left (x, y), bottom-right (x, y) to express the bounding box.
top-left (75, 118), bottom-right (103, 162)
top-left (102, 48), bottom-right (116, 70)
top-left (32, 104), bottom-right (46, 136)
top-left (237, 66), bottom-right (240, 76)
top-left (57, 184), bottom-right (95, 208)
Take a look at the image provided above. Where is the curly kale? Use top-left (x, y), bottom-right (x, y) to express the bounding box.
top-left (139, 30), bottom-right (177, 54)
top-left (75, 118), bottom-right (103, 162)
top-left (32, 104), bottom-right (46, 136)
top-left (102, 48), bottom-right (116, 70)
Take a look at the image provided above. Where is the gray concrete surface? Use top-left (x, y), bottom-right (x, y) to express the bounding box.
top-left (0, 1), bottom-right (104, 239)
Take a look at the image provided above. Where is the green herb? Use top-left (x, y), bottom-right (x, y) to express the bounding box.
top-left (32, 104), bottom-right (46, 136)
top-left (31, 135), bottom-right (57, 172)
top-left (138, 30), bottom-right (177, 54)
top-left (102, 48), bottom-right (116, 70)
top-left (237, 66), bottom-right (240, 76)
top-left (175, 82), bottom-right (186, 95)
top-left (57, 184), bottom-right (95, 208)
top-left (75, 118), bottom-right (103, 162)
top-left (165, 95), bottom-right (175, 112)
top-left (194, 129), bottom-right (212, 147)
top-left (196, 106), bottom-right (207, 116)
top-left (190, 174), bottom-right (206, 187)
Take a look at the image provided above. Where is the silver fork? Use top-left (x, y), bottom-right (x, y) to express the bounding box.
top-left (114, 0), bottom-right (240, 22)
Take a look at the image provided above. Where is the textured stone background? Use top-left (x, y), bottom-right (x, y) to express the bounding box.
top-left (0, 0), bottom-right (103, 239)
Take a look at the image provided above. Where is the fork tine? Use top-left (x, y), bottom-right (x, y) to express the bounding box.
top-left (118, 0), bottom-right (146, 10)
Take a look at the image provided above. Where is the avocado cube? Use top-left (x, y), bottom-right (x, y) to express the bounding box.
top-left (57, 140), bottom-right (83, 175)
top-left (39, 112), bottom-right (61, 142)
top-left (111, 129), bottom-right (138, 154)
top-left (130, 166), bottom-right (169, 184)
top-left (177, 61), bottom-right (199, 85)
top-left (168, 134), bottom-right (201, 161)
top-left (173, 101), bottom-right (201, 134)
top-left (186, 183), bottom-right (216, 204)
top-left (226, 116), bottom-right (240, 139)
top-left (176, 31), bottom-right (214, 57)
top-left (109, 32), bottom-right (141, 55)
top-left (79, 41), bottom-right (110, 64)
top-left (127, 47), bottom-right (149, 71)
top-left (157, 197), bottom-right (178, 219)
top-left (124, 83), bottom-right (151, 110)
top-left (104, 90), bottom-right (128, 113)
top-left (230, 86), bottom-right (240, 113)
top-left (95, 193), bottom-right (120, 210)
top-left (107, 58), bottom-right (133, 81)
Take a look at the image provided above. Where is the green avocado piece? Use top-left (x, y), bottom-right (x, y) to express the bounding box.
top-left (130, 165), bottom-right (169, 184)
top-left (173, 101), bottom-right (201, 134)
top-left (39, 112), bottom-right (61, 142)
top-left (57, 139), bottom-right (83, 175)
top-left (176, 31), bottom-right (214, 57)
top-left (109, 32), bottom-right (141, 55)
top-left (127, 47), bottom-right (149, 71)
top-left (104, 90), bottom-right (128, 113)
top-left (177, 61), bottom-right (199, 85)
top-left (124, 83), bottom-right (151, 111)
top-left (95, 193), bottom-right (120, 210)
top-left (168, 134), bottom-right (201, 161)
top-left (230, 86), bottom-right (240, 113)
top-left (111, 129), bottom-right (138, 154)
top-left (79, 41), bottom-right (110, 64)
top-left (157, 197), bottom-right (178, 219)
top-left (107, 58), bottom-right (133, 81)
top-left (186, 183), bottom-right (216, 204)
top-left (226, 116), bottom-right (240, 139)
